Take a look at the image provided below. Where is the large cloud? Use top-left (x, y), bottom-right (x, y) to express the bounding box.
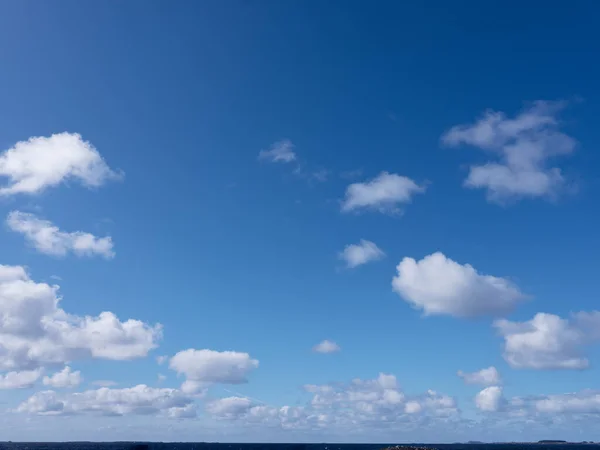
top-left (0, 132), bottom-right (120, 196)
top-left (392, 252), bottom-right (526, 317)
top-left (494, 311), bottom-right (600, 369)
top-left (17, 384), bottom-right (195, 418)
top-left (341, 172), bottom-right (425, 214)
top-left (7, 211), bottom-right (114, 259)
top-left (441, 101), bottom-right (575, 203)
top-left (0, 264), bottom-right (162, 372)
top-left (169, 349), bottom-right (259, 393)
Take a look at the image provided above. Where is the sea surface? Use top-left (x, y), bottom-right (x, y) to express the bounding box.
top-left (0, 443), bottom-right (598, 450)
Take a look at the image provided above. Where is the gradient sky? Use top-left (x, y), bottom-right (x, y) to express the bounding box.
top-left (1, 0), bottom-right (600, 443)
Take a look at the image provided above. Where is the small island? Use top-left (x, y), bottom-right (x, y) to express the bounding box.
top-left (382, 446), bottom-right (438, 450)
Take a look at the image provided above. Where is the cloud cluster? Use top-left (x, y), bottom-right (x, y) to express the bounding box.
top-left (17, 384), bottom-right (195, 418)
top-left (0, 264), bottom-right (162, 372)
top-left (341, 172), bottom-right (425, 214)
top-left (442, 101), bottom-right (575, 202)
top-left (392, 252), bottom-right (526, 317)
top-left (205, 373), bottom-right (458, 433)
top-left (494, 311), bottom-right (600, 369)
top-left (339, 239), bottom-right (385, 268)
top-left (7, 211), bottom-right (114, 259)
top-left (0, 132), bottom-right (120, 196)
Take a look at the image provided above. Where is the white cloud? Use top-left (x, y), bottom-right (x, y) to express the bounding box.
top-left (341, 172), bottom-right (425, 214)
top-left (0, 369), bottom-right (42, 389)
top-left (312, 340), bottom-right (341, 354)
top-left (258, 139), bottom-right (296, 163)
top-left (458, 367), bottom-right (501, 386)
top-left (494, 311), bottom-right (600, 369)
top-left (0, 264), bottom-right (162, 372)
top-left (392, 252), bottom-right (525, 318)
top-left (206, 373), bottom-right (458, 434)
top-left (479, 388), bottom-right (600, 418)
top-left (475, 386), bottom-right (504, 412)
top-left (17, 384), bottom-right (194, 417)
top-left (156, 355), bottom-right (168, 365)
top-left (206, 396), bottom-right (253, 418)
top-left (42, 366), bottom-right (82, 388)
top-left (533, 390), bottom-right (600, 414)
top-left (157, 374), bottom-right (167, 382)
top-left (0, 132), bottom-right (120, 196)
top-left (169, 349), bottom-right (259, 392)
top-left (441, 101), bottom-right (576, 203)
top-left (7, 211), bottom-right (114, 259)
top-left (339, 240), bottom-right (385, 269)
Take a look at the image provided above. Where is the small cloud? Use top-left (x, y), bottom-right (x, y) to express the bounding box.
top-left (158, 374), bottom-right (167, 383)
top-left (312, 340), bottom-right (341, 354)
top-left (458, 367), bottom-right (501, 386)
top-left (339, 239), bottom-right (385, 269)
top-left (156, 355), bottom-right (168, 365)
top-left (258, 139), bottom-right (296, 163)
top-left (311, 169), bottom-right (329, 183)
top-left (7, 211), bottom-right (115, 259)
top-left (341, 172), bottom-right (425, 214)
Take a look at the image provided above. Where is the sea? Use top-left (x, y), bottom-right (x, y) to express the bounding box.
top-left (0, 443), bottom-right (597, 450)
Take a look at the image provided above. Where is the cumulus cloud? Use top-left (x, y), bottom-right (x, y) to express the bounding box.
top-left (169, 349), bottom-right (259, 393)
top-left (258, 139), bottom-right (296, 163)
top-left (341, 172), bottom-right (425, 214)
top-left (206, 396), bottom-right (253, 418)
top-left (0, 369), bottom-right (42, 389)
top-left (205, 373), bottom-right (457, 433)
top-left (458, 367), bottom-right (501, 386)
top-left (312, 340), bottom-right (341, 354)
top-left (441, 101), bottom-right (576, 203)
top-left (0, 132), bottom-right (120, 196)
top-left (478, 388), bottom-right (600, 419)
top-left (17, 384), bottom-right (195, 417)
top-left (0, 264), bottom-right (162, 372)
top-left (475, 386), bottom-right (504, 412)
top-left (532, 390), bottom-right (600, 414)
top-left (339, 240), bottom-right (385, 269)
top-left (42, 366), bottom-right (82, 388)
top-left (7, 211), bottom-right (114, 259)
top-left (494, 311), bottom-right (600, 370)
top-left (392, 252), bottom-right (526, 317)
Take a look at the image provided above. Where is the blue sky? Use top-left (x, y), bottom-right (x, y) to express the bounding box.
top-left (1, 0), bottom-right (600, 443)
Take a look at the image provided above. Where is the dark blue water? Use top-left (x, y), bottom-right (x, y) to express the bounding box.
top-left (0, 443), bottom-right (597, 450)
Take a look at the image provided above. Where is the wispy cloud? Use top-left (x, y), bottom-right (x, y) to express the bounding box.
top-left (442, 100), bottom-right (576, 203)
